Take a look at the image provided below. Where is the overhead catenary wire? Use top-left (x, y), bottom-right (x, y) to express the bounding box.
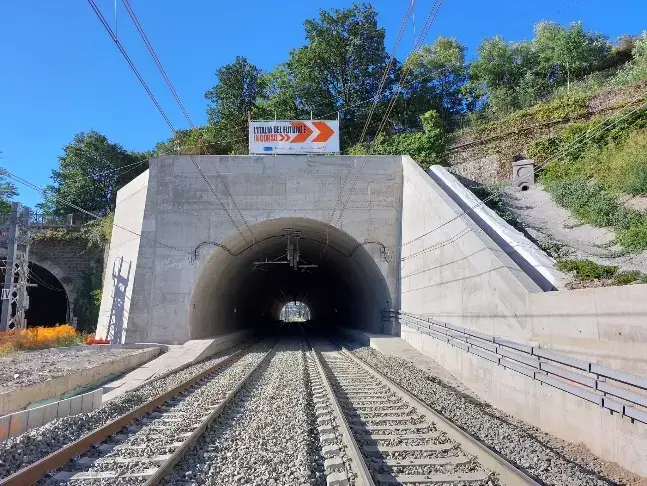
top-left (325, 0), bottom-right (416, 227)
top-left (120, 0), bottom-right (256, 246)
top-left (87, 0), bottom-right (250, 245)
top-left (1, 168), bottom-right (190, 256)
top-left (332, 0), bottom-right (445, 228)
top-left (400, 90), bottom-right (647, 259)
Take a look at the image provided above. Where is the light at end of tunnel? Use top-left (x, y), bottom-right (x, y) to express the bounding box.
top-left (280, 301), bottom-right (311, 322)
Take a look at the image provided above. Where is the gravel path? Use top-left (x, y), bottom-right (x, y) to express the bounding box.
top-left (165, 338), bottom-right (316, 486)
top-left (346, 342), bottom-right (647, 486)
top-left (0, 344), bottom-right (246, 480)
top-left (504, 185), bottom-right (647, 275)
top-left (0, 346), bottom-right (149, 393)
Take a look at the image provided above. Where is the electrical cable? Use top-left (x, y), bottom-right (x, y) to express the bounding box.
top-left (1, 168), bottom-right (190, 256)
top-left (87, 0), bottom-right (250, 245)
top-left (325, 0), bottom-right (415, 226)
top-left (332, 0), bottom-right (444, 228)
top-left (120, 0), bottom-right (256, 246)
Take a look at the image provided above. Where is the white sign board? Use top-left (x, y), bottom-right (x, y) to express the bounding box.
top-left (249, 120), bottom-right (340, 154)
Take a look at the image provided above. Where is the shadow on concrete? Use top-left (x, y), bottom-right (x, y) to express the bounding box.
top-left (106, 257), bottom-right (132, 344)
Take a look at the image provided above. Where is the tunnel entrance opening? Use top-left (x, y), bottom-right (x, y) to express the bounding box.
top-left (189, 217), bottom-right (393, 339)
top-left (0, 263), bottom-right (69, 328)
top-left (279, 301), bottom-right (311, 322)
top-left (26, 263), bottom-right (68, 327)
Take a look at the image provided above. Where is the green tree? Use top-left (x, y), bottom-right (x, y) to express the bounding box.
top-left (287, 3), bottom-right (393, 147)
top-left (400, 37), bottom-right (468, 129)
top-left (349, 110), bottom-right (449, 167)
top-left (256, 65), bottom-right (303, 120)
top-left (0, 170), bottom-right (19, 220)
top-left (615, 32), bottom-right (647, 84)
top-left (204, 56), bottom-right (265, 153)
top-left (41, 131), bottom-right (148, 217)
top-left (534, 22), bottom-right (612, 87)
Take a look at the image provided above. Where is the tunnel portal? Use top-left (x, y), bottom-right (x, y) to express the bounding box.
top-left (189, 217), bottom-right (392, 339)
top-left (96, 155), bottom-right (402, 344)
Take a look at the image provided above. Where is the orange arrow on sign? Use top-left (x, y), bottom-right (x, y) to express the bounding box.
top-left (290, 121), bottom-right (313, 143)
top-left (279, 133), bottom-right (289, 142)
top-left (311, 121), bottom-right (335, 143)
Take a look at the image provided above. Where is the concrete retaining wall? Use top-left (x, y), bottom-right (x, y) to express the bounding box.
top-left (0, 347), bottom-right (159, 415)
top-left (400, 155), bottom-right (541, 339)
top-left (427, 165), bottom-right (567, 291)
top-left (0, 389), bottom-right (102, 441)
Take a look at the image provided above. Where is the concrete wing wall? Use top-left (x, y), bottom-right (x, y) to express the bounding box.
top-left (96, 170), bottom-right (149, 343)
top-left (400, 155), bottom-right (541, 340)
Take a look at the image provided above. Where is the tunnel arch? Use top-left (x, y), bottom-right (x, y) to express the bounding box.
top-left (189, 217), bottom-right (393, 339)
top-left (26, 262), bottom-right (69, 327)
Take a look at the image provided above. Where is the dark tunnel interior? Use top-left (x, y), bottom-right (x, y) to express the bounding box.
top-left (0, 263), bottom-right (68, 328)
top-left (189, 217), bottom-right (393, 339)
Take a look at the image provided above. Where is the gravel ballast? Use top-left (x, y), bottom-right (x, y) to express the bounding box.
top-left (346, 343), bottom-right (647, 486)
top-left (0, 346), bottom-right (149, 393)
top-left (0, 343), bottom-right (246, 480)
top-left (40, 341), bottom-right (275, 485)
top-left (165, 338), bottom-right (315, 485)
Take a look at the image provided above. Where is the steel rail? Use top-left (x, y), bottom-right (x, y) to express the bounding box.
top-left (304, 335), bottom-right (375, 486)
top-left (0, 342), bottom-right (260, 486)
top-left (142, 340), bottom-right (278, 485)
top-left (330, 337), bottom-right (542, 486)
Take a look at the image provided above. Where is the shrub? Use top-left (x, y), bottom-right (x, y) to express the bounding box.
top-left (0, 325), bottom-right (86, 354)
top-left (347, 110), bottom-right (449, 168)
top-left (616, 221), bottom-right (647, 252)
top-left (556, 259), bottom-right (618, 280)
top-left (613, 270), bottom-right (642, 285)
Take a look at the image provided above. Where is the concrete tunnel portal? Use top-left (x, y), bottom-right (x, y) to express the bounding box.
top-left (189, 217), bottom-right (393, 339)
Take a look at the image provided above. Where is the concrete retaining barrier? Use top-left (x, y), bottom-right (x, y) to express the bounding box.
top-left (0, 347), bottom-right (159, 415)
top-left (0, 389), bottom-right (102, 441)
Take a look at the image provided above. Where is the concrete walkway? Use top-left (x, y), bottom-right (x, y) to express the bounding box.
top-left (102, 331), bottom-right (251, 402)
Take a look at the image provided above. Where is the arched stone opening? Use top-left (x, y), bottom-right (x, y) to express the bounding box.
top-left (189, 217), bottom-right (393, 339)
top-left (25, 263), bottom-right (69, 327)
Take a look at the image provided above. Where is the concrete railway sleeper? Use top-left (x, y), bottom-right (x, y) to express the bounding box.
top-left (310, 337), bottom-right (540, 486)
top-left (0, 340), bottom-right (276, 486)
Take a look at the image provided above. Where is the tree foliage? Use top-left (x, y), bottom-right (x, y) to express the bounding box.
top-left (204, 56), bottom-right (265, 154)
top-left (41, 131), bottom-right (149, 217)
top-left (0, 170), bottom-right (18, 220)
top-left (470, 22), bottom-right (615, 116)
top-left (401, 37), bottom-right (469, 128)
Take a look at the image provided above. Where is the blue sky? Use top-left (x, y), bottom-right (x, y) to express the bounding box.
top-left (1, 0), bottom-right (645, 208)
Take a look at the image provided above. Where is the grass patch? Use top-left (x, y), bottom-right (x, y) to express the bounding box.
top-left (556, 259), bottom-right (619, 281)
top-left (556, 258), bottom-right (647, 286)
top-left (548, 179), bottom-right (647, 252)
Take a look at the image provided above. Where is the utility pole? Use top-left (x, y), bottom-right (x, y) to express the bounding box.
top-left (1, 203), bottom-right (32, 332)
top-left (1, 202), bottom-right (19, 331)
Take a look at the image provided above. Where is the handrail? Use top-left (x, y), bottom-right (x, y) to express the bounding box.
top-left (388, 309), bottom-right (647, 425)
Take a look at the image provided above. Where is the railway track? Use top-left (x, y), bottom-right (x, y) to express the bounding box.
top-left (0, 339), bottom-right (276, 486)
top-left (307, 337), bottom-right (540, 486)
top-left (3, 333), bottom-right (542, 485)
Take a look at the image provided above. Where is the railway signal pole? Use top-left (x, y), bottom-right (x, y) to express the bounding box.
top-left (1, 202), bottom-right (33, 332)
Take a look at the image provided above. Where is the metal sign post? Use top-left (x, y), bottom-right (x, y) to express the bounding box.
top-left (1, 203), bottom-right (19, 332)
